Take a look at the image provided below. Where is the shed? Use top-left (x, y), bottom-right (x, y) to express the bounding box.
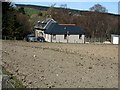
top-left (111, 34), bottom-right (120, 44)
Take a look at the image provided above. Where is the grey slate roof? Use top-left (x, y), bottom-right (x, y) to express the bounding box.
top-left (43, 19), bottom-right (56, 29)
top-left (34, 18), bottom-right (56, 30)
top-left (44, 23), bottom-right (85, 35)
top-left (34, 21), bottom-right (45, 30)
top-left (34, 18), bottom-right (85, 35)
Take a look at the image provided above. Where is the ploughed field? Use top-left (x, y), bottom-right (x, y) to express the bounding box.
top-left (2, 40), bottom-right (118, 88)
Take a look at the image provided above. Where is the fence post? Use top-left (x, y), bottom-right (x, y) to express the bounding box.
top-left (5, 36), bottom-right (6, 40)
top-left (14, 37), bottom-right (16, 40)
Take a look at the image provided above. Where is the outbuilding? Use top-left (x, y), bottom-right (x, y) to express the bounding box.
top-left (111, 34), bottom-right (120, 44)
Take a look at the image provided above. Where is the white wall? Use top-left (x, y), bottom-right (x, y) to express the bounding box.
top-left (46, 34), bottom-right (85, 43)
top-left (113, 37), bottom-right (119, 44)
top-left (111, 34), bottom-right (120, 44)
top-left (68, 35), bottom-right (84, 43)
top-left (35, 29), bottom-right (44, 37)
top-left (45, 34), bottom-right (51, 42)
top-left (52, 35), bottom-right (67, 43)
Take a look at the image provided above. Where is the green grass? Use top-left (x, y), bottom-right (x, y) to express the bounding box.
top-left (2, 66), bottom-right (25, 88)
top-left (15, 7), bottom-right (40, 16)
top-left (24, 8), bottom-right (40, 16)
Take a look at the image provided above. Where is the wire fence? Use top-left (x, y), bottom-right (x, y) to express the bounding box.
top-left (2, 36), bottom-right (113, 44)
top-left (85, 37), bottom-right (110, 43)
top-left (2, 36), bottom-right (24, 40)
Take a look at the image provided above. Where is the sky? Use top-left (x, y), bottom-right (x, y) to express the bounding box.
top-left (13, 0), bottom-right (119, 14)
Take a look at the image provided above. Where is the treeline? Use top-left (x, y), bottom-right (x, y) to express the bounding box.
top-left (47, 7), bottom-right (119, 39)
top-left (2, 2), bottom-right (32, 40)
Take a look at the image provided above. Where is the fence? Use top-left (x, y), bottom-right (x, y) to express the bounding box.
top-left (85, 37), bottom-right (110, 43)
top-left (2, 36), bottom-right (24, 40)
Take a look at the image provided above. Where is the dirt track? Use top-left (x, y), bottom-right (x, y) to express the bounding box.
top-left (2, 40), bottom-right (118, 88)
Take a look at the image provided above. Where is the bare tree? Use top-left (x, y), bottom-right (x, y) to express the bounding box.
top-left (60, 4), bottom-right (67, 9)
top-left (50, 3), bottom-right (56, 7)
top-left (89, 4), bottom-right (108, 13)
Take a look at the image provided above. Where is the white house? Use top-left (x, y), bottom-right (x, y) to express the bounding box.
top-left (34, 18), bottom-right (85, 43)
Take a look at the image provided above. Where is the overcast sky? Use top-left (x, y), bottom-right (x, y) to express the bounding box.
top-left (13, 0), bottom-right (119, 14)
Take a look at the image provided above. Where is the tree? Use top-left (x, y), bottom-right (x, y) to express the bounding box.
top-left (50, 3), bottom-right (56, 7)
top-left (15, 13), bottom-right (31, 38)
top-left (89, 4), bottom-right (108, 13)
top-left (2, 2), bottom-right (15, 38)
top-left (2, 2), bottom-right (31, 40)
top-left (38, 11), bottom-right (43, 16)
top-left (18, 7), bottom-right (25, 14)
top-left (47, 4), bottom-right (72, 24)
top-left (60, 4), bottom-right (67, 9)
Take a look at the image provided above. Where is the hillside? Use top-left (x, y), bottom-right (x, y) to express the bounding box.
top-left (15, 4), bottom-right (49, 11)
top-left (24, 8), bottom-right (40, 16)
top-left (15, 4), bottom-right (119, 16)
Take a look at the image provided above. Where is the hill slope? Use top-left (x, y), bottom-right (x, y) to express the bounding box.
top-left (15, 4), bottom-right (119, 16)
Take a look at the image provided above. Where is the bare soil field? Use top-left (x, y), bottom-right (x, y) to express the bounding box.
top-left (2, 40), bottom-right (118, 88)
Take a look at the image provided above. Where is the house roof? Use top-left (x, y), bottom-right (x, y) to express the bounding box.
top-left (34, 21), bottom-right (46, 30)
top-left (43, 19), bottom-right (56, 29)
top-left (44, 23), bottom-right (85, 35)
top-left (34, 18), bottom-right (85, 35)
top-left (34, 18), bottom-right (56, 30)
top-left (41, 18), bottom-right (53, 24)
top-left (59, 24), bottom-right (76, 26)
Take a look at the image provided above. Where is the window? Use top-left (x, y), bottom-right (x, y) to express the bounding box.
top-left (39, 32), bottom-right (43, 35)
top-left (64, 34), bottom-right (67, 39)
top-left (38, 32), bottom-right (43, 37)
top-left (53, 34), bottom-right (56, 40)
top-left (79, 34), bottom-right (82, 39)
